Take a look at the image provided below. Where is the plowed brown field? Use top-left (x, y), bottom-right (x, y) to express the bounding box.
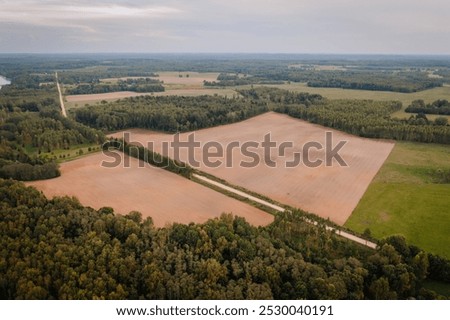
top-left (112, 112), bottom-right (394, 225)
top-left (27, 153), bottom-right (273, 227)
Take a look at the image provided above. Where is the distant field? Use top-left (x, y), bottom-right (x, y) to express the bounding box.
top-left (111, 112), bottom-right (394, 225)
top-left (154, 71), bottom-right (219, 89)
top-left (99, 72), bottom-right (219, 88)
top-left (345, 142), bottom-right (450, 258)
top-left (65, 88), bottom-right (237, 109)
top-left (27, 152), bottom-right (273, 228)
top-left (64, 71), bottom-right (236, 109)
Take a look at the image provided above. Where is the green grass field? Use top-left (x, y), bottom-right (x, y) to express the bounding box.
top-left (345, 142), bottom-right (450, 258)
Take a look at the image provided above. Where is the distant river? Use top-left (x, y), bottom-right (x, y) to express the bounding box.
top-left (0, 75), bottom-right (11, 89)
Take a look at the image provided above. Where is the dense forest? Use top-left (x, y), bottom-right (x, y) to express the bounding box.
top-left (239, 88), bottom-right (450, 144)
top-left (406, 99), bottom-right (450, 116)
top-left (0, 79), bottom-right (104, 181)
top-left (0, 179), bottom-right (448, 299)
top-left (73, 95), bottom-right (269, 132)
top-left (66, 78), bottom-right (165, 95)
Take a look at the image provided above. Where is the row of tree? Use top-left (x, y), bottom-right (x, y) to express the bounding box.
top-left (104, 139), bottom-right (193, 178)
top-left (305, 70), bottom-right (443, 93)
top-left (66, 78), bottom-right (164, 95)
top-left (0, 179), bottom-right (448, 299)
top-left (204, 73), bottom-right (284, 87)
top-left (254, 69), bottom-right (444, 93)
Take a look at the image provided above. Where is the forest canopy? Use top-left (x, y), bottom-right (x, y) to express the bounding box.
top-left (0, 83), bottom-right (104, 181)
top-left (0, 179), bottom-right (448, 299)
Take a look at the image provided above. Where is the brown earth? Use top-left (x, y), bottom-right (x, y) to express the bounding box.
top-left (27, 153), bottom-right (273, 228)
top-left (111, 112), bottom-right (395, 225)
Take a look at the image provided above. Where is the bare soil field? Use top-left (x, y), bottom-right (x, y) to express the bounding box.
top-left (112, 112), bottom-right (394, 225)
top-left (26, 153), bottom-right (273, 228)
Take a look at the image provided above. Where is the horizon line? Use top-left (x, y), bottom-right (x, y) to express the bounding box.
top-left (1, 52), bottom-right (450, 57)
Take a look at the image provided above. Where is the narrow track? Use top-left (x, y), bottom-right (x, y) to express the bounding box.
top-left (193, 173), bottom-right (377, 249)
top-left (55, 72), bottom-right (67, 117)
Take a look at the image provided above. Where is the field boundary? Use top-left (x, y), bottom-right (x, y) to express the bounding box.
top-left (193, 173), bottom-right (377, 249)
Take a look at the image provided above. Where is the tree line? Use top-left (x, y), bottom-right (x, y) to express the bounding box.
top-left (239, 88), bottom-right (450, 144)
top-left (304, 70), bottom-right (443, 93)
top-left (0, 179), bottom-right (448, 299)
top-left (66, 78), bottom-right (165, 95)
top-left (203, 70), bottom-right (444, 93)
top-left (204, 73), bottom-right (284, 87)
top-left (103, 139), bottom-right (193, 178)
top-left (73, 95), bottom-right (269, 132)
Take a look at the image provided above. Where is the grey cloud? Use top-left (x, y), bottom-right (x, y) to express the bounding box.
top-left (0, 0), bottom-right (449, 53)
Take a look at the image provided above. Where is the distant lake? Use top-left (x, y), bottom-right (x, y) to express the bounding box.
top-left (0, 75), bottom-right (11, 88)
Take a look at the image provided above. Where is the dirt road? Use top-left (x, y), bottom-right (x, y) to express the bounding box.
top-left (194, 174), bottom-right (377, 249)
top-left (55, 72), bottom-right (67, 117)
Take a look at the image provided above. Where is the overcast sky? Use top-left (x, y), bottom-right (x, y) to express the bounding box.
top-left (1, 0), bottom-right (450, 54)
